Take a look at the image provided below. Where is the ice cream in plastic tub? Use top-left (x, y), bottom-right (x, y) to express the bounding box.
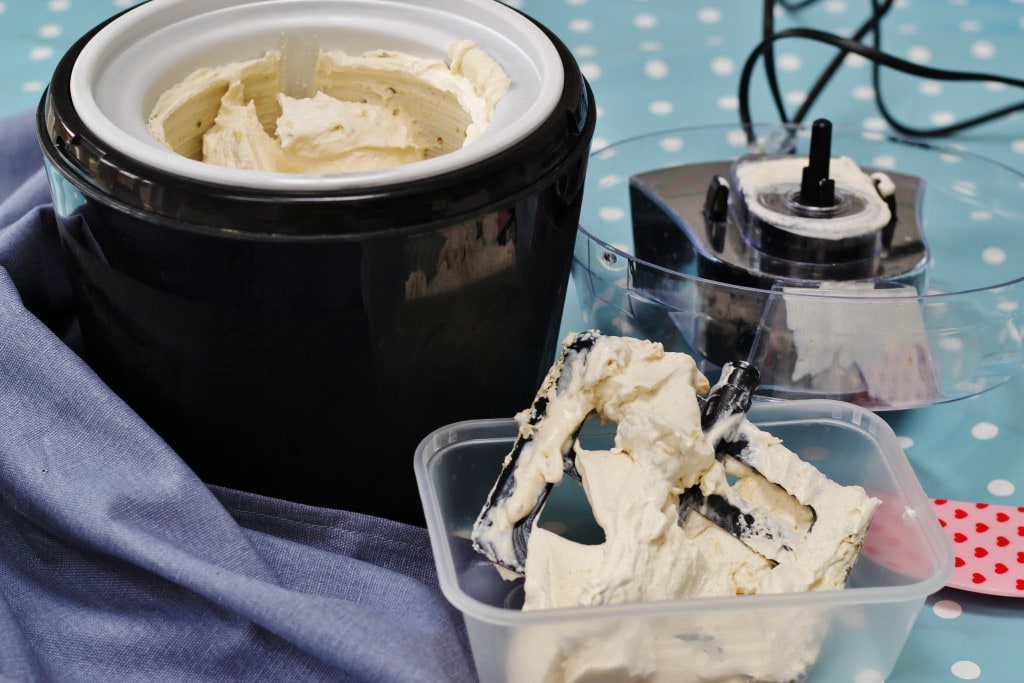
top-left (415, 399), bottom-right (953, 683)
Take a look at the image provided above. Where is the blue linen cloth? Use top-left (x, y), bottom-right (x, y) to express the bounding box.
top-left (0, 112), bottom-right (474, 682)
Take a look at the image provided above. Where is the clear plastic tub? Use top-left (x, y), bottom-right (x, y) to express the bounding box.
top-left (573, 124), bottom-right (1024, 411)
top-left (415, 400), bottom-right (953, 683)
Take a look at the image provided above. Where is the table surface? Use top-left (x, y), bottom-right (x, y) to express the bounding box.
top-left (3, 1), bottom-right (1023, 681)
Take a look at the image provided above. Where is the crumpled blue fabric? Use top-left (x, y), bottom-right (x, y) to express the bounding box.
top-left (0, 110), bottom-right (476, 683)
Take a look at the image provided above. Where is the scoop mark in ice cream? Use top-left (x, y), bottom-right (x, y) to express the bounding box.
top-left (146, 41), bottom-right (511, 173)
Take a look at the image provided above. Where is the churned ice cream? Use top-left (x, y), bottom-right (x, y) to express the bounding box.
top-left (146, 41), bottom-right (510, 173)
top-left (472, 330), bottom-right (879, 606)
top-left (470, 330), bottom-right (881, 682)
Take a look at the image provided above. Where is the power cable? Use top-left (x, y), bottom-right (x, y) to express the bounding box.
top-left (742, 0), bottom-right (1024, 143)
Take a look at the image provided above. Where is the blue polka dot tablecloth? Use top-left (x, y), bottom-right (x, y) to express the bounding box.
top-left (3, 1), bottom-right (1024, 681)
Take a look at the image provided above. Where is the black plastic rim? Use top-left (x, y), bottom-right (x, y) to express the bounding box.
top-left (38, 2), bottom-right (595, 240)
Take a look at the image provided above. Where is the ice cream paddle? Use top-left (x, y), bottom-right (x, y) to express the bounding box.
top-left (931, 498), bottom-right (1024, 598)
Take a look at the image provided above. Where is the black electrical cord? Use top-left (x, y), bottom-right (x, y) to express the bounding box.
top-left (744, 0), bottom-right (1024, 144)
top-left (759, 0), bottom-right (895, 136)
top-left (760, 1), bottom-right (788, 135)
top-left (776, 0), bottom-right (820, 10)
top-left (762, 0), bottom-right (884, 134)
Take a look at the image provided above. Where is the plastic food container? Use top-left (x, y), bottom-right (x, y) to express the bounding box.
top-left (415, 400), bottom-right (953, 683)
top-left (37, 0), bottom-right (594, 524)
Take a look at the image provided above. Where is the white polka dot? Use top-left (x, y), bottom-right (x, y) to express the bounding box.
top-left (698, 7), bottom-right (722, 23)
top-left (863, 116), bottom-right (888, 131)
top-left (649, 100), bottom-right (674, 115)
top-left (47, 0), bottom-right (70, 11)
top-left (931, 111), bottom-right (956, 127)
top-left (919, 81), bottom-right (942, 96)
top-left (590, 137), bottom-right (609, 153)
top-left (705, 35), bottom-right (726, 47)
top-left (1012, 139), bottom-right (1024, 154)
top-left (897, 22), bottom-right (918, 35)
top-left (971, 40), bottom-right (996, 59)
top-left (933, 599), bottom-right (963, 619)
top-left (951, 660), bottom-right (981, 680)
top-left (982, 247), bottom-right (1007, 265)
top-left (777, 53), bottom-right (802, 72)
top-left (970, 210), bottom-right (992, 221)
top-left (952, 180), bottom-right (977, 196)
top-left (987, 479), bottom-right (1016, 497)
top-left (634, 13), bottom-right (657, 29)
top-left (971, 422), bottom-right (999, 440)
top-left (39, 23), bottom-right (62, 38)
top-left (938, 337), bottom-right (964, 352)
top-left (959, 19), bottom-right (981, 32)
top-left (997, 299), bottom-right (1019, 313)
top-left (21, 81), bottom-right (44, 93)
top-left (784, 91), bottom-right (805, 106)
top-left (644, 59), bottom-right (669, 79)
top-left (824, 0), bottom-right (847, 12)
top-left (597, 173), bottom-right (622, 188)
top-left (113, 0), bottom-right (136, 5)
top-left (897, 435), bottom-right (914, 449)
top-left (940, 152), bottom-right (963, 163)
top-left (853, 670), bottom-right (884, 683)
top-left (566, 0), bottom-right (587, 5)
top-left (580, 62), bottom-right (601, 80)
top-left (711, 56), bottom-right (735, 76)
top-left (575, 45), bottom-right (596, 58)
top-left (659, 136), bottom-right (684, 152)
top-left (29, 46), bottom-right (54, 61)
top-left (568, 18), bottom-right (592, 33)
top-left (639, 40), bottom-right (662, 52)
top-left (853, 85), bottom-right (875, 100)
top-left (872, 154), bottom-right (897, 169)
top-left (907, 45), bottom-right (932, 64)
top-left (844, 53), bottom-right (867, 68)
top-left (718, 95), bottom-right (739, 110)
top-left (0, 2), bottom-right (6, 15)
top-left (727, 129), bottom-right (748, 147)
top-left (599, 206), bottom-right (625, 221)
top-left (984, 80), bottom-right (1007, 92)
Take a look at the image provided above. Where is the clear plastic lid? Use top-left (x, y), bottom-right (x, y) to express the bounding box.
top-left (573, 124), bottom-right (1024, 409)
